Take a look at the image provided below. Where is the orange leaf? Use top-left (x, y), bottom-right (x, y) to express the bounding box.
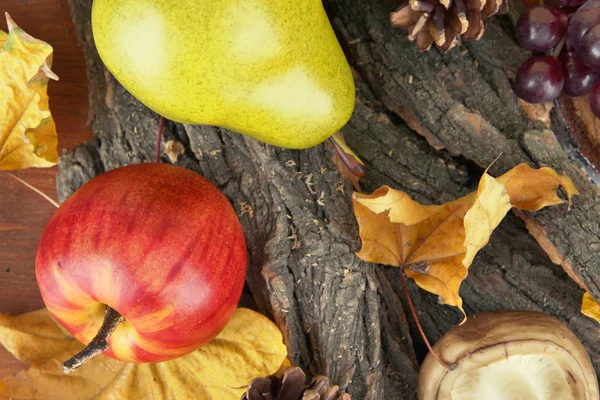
top-left (581, 292), bottom-right (600, 324)
top-left (497, 164), bottom-right (579, 211)
top-left (353, 174), bottom-right (510, 316)
top-left (353, 164), bottom-right (578, 318)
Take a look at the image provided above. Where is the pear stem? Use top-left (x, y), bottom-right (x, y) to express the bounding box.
top-left (155, 116), bottom-right (165, 163)
top-left (399, 269), bottom-right (453, 370)
top-left (62, 306), bottom-right (124, 374)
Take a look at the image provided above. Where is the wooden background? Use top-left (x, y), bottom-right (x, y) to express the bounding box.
top-left (0, 0), bottom-right (91, 375)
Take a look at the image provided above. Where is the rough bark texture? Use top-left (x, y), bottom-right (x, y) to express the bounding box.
top-left (62, 0), bottom-right (599, 398)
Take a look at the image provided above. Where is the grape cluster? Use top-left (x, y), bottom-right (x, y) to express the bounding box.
top-left (514, 0), bottom-right (600, 118)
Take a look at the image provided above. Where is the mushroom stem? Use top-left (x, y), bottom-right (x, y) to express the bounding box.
top-left (400, 269), bottom-right (451, 370)
top-left (62, 306), bottom-right (124, 374)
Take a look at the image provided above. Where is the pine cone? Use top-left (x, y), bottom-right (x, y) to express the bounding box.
top-left (390, 0), bottom-right (509, 52)
top-left (241, 367), bottom-right (351, 400)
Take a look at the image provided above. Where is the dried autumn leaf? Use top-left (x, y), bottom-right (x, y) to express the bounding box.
top-left (353, 172), bottom-right (510, 316)
top-left (353, 164), bottom-right (578, 317)
top-left (329, 132), bottom-right (365, 191)
top-left (0, 13), bottom-right (58, 170)
top-left (581, 292), bottom-right (600, 324)
top-left (0, 308), bottom-right (287, 399)
top-left (497, 164), bottom-right (580, 211)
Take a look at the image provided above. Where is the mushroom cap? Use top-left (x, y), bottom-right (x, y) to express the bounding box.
top-left (418, 310), bottom-right (599, 400)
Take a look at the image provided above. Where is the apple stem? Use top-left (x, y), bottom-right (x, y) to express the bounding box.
top-left (155, 116), bottom-right (165, 163)
top-left (62, 306), bottom-right (124, 374)
top-left (399, 269), bottom-right (454, 370)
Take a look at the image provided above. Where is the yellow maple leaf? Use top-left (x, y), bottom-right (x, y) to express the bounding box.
top-left (0, 308), bottom-right (287, 399)
top-left (353, 164), bottom-right (577, 317)
top-left (581, 292), bottom-right (600, 324)
top-left (0, 13), bottom-right (59, 170)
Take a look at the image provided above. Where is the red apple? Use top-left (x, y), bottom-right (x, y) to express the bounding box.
top-left (35, 163), bottom-right (247, 363)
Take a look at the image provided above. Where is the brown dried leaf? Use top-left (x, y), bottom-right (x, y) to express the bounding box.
top-left (352, 164), bottom-right (578, 317)
top-left (497, 164), bottom-right (579, 211)
top-left (329, 132), bottom-right (364, 191)
top-left (353, 173), bottom-right (510, 316)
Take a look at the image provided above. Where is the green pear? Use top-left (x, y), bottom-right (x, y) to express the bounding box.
top-left (91, 0), bottom-right (356, 149)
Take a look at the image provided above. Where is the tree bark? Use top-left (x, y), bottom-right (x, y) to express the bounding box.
top-left (62, 0), bottom-right (599, 398)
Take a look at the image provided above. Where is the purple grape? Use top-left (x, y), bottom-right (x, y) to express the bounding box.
top-left (515, 56), bottom-right (564, 103)
top-left (590, 81), bottom-right (600, 117)
top-left (516, 6), bottom-right (568, 52)
top-left (560, 48), bottom-right (600, 96)
top-left (580, 24), bottom-right (600, 71)
top-left (567, 6), bottom-right (600, 52)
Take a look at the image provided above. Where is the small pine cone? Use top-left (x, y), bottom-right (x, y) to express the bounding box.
top-left (240, 367), bottom-right (351, 400)
top-left (390, 0), bottom-right (509, 52)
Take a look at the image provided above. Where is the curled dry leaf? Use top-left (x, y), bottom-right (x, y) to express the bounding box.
top-left (329, 132), bottom-right (365, 191)
top-left (497, 164), bottom-right (579, 211)
top-left (352, 164), bottom-right (578, 318)
top-left (581, 292), bottom-right (600, 324)
top-left (0, 308), bottom-right (287, 399)
top-left (0, 13), bottom-right (58, 170)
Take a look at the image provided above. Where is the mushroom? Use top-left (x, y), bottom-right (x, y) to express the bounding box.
top-left (419, 311), bottom-right (599, 400)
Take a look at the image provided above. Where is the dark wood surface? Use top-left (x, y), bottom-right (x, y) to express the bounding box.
top-left (0, 0), bottom-right (92, 376)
